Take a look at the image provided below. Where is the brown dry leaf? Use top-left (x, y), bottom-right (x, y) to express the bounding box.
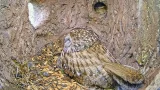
top-left (13, 42), bottom-right (86, 90)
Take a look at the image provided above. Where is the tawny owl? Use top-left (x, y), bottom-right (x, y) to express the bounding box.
top-left (58, 28), bottom-right (144, 89)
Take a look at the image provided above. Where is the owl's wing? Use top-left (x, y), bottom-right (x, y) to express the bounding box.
top-left (61, 42), bottom-right (111, 75)
top-left (61, 29), bottom-right (144, 89)
top-left (103, 62), bottom-right (144, 84)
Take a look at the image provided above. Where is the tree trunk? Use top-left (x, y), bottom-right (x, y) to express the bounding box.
top-left (0, 0), bottom-right (159, 89)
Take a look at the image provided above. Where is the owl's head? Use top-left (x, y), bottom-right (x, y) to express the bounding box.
top-left (63, 29), bottom-right (99, 53)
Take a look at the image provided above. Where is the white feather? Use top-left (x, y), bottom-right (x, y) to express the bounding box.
top-left (28, 3), bottom-right (50, 29)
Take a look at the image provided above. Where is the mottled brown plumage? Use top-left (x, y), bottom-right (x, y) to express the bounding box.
top-left (58, 28), bottom-right (144, 89)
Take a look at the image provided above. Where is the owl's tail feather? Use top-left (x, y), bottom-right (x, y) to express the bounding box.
top-left (103, 62), bottom-right (144, 84)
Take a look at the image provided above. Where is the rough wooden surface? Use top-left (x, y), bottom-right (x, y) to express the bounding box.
top-left (0, 0), bottom-right (159, 89)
